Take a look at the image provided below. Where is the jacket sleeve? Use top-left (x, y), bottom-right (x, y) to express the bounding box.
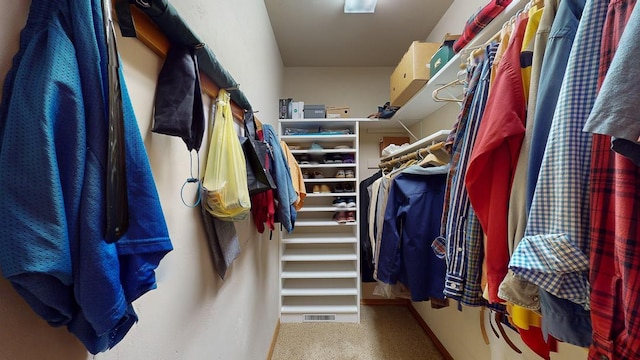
top-left (375, 177), bottom-right (407, 285)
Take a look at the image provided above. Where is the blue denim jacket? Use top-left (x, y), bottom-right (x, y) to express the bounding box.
top-left (262, 124), bottom-right (297, 232)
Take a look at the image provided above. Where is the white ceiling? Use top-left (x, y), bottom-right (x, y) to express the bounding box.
top-left (264, 0), bottom-right (454, 67)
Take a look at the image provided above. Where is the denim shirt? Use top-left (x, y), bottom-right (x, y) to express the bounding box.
top-left (262, 124), bottom-right (297, 232)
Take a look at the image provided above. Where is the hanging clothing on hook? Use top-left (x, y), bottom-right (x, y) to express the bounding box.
top-left (0, 0), bottom-right (172, 353)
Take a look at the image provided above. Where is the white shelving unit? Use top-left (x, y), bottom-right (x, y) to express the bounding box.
top-left (278, 118), bottom-right (360, 323)
top-left (393, 0), bottom-right (529, 127)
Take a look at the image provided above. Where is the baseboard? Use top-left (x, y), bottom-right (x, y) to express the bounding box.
top-left (407, 304), bottom-right (454, 360)
top-left (266, 319), bottom-right (281, 360)
top-left (360, 298), bottom-right (411, 306)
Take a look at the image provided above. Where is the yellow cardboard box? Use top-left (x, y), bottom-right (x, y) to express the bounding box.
top-left (390, 41), bottom-right (440, 107)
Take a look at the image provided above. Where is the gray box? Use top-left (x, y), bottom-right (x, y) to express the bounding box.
top-left (303, 104), bottom-right (326, 119)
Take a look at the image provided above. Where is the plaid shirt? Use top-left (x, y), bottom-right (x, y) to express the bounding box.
top-left (453, 0), bottom-right (514, 53)
top-left (586, 1), bottom-right (639, 359)
top-left (509, 0), bottom-right (607, 312)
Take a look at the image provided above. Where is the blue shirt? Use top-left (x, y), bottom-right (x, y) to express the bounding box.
top-left (583, 1), bottom-right (640, 166)
top-left (526, 0), bottom-right (586, 211)
top-left (0, 0), bottom-right (172, 353)
top-left (263, 124), bottom-right (297, 232)
top-left (376, 164), bottom-right (448, 301)
top-left (510, 0), bottom-right (598, 347)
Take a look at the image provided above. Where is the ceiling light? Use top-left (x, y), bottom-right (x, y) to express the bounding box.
top-left (344, 0), bottom-right (377, 13)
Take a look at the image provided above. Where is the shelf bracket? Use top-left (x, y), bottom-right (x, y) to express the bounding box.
top-left (394, 118), bottom-right (419, 141)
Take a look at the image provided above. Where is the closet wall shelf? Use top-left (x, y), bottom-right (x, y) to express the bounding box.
top-left (392, 0), bottom-right (529, 126)
top-left (282, 262), bottom-right (357, 279)
top-left (281, 248), bottom-right (358, 262)
top-left (291, 149), bottom-right (357, 155)
top-left (304, 178), bottom-right (357, 183)
top-left (281, 134), bottom-right (357, 142)
top-left (282, 288), bottom-right (358, 297)
top-left (306, 192), bottom-right (357, 198)
top-left (294, 220), bottom-right (357, 227)
top-left (282, 236), bottom-right (357, 244)
top-left (380, 129), bottom-right (450, 162)
top-left (299, 164), bottom-right (356, 169)
top-left (296, 207), bottom-right (357, 213)
top-left (280, 304), bottom-right (359, 314)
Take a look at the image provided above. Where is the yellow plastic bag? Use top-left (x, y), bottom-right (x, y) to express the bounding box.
top-left (202, 89), bottom-right (251, 220)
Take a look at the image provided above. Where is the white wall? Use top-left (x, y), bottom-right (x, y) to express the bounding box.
top-left (425, 0), bottom-right (489, 43)
top-left (283, 66), bottom-right (394, 119)
top-left (0, 1), bottom-right (283, 360)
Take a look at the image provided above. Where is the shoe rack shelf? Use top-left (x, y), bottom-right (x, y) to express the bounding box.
top-left (278, 118), bottom-right (360, 323)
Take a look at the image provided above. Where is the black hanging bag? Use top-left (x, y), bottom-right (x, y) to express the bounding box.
top-left (239, 111), bottom-right (276, 195)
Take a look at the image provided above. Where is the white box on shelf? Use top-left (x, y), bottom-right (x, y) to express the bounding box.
top-left (291, 101), bottom-right (304, 119)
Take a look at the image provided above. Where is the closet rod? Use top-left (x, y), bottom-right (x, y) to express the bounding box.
top-left (115, 5), bottom-right (246, 125)
top-left (379, 146), bottom-right (431, 169)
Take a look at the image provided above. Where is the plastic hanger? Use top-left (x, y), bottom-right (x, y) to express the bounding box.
top-left (432, 78), bottom-right (464, 103)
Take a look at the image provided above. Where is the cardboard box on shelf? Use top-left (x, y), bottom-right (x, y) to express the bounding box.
top-left (390, 41), bottom-right (440, 107)
top-left (379, 136), bottom-right (410, 156)
top-left (326, 106), bottom-right (351, 118)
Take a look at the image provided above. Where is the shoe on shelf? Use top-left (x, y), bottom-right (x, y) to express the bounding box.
top-left (320, 184), bottom-right (331, 193)
top-left (302, 170), bottom-right (310, 179)
top-left (299, 155), bottom-right (310, 164)
top-left (332, 198), bottom-right (347, 208)
top-left (334, 145), bottom-right (350, 150)
top-left (324, 155), bottom-right (335, 164)
top-left (345, 211), bottom-right (356, 222)
top-left (336, 170), bottom-right (346, 178)
top-left (335, 183), bottom-right (345, 193)
top-left (309, 142), bottom-right (324, 151)
top-left (343, 154), bottom-right (355, 164)
top-left (333, 211), bottom-right (347, 224)
top-left (345, 169), bottom-right (355, 178)
top-left (332, 154), bottom-right (343, 163)
top-left (312, 170), bottom-right (324, 179)
top-left (346, 197), bottom-right (356, 208)
top-left (343, 183), bottom-right (354, 192)
top-left (312, 185), bottom-right (321, 194)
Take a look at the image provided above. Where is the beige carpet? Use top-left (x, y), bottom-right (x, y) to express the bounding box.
top-left (271, 305), bottom-right (445, 360)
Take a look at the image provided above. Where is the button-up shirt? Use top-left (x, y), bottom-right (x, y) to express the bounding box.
top-left (585, 0), bottom-right (639, 359)
top-left (526, 0), bottom-right (588, 211)
top-left (509, 0), bottom-right (603, 312)
top-left (440, 44), bottom-right (497, 306)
